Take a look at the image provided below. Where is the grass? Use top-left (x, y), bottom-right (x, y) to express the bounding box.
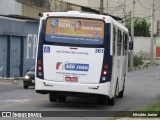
top-left (109, 97), bottom-right (160, 120)
top-left (139, 97), bottom-right (160, 111)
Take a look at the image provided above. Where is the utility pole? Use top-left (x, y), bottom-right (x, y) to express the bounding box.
top-left (150, 0), bottom-right (154, 65)
top-left (123, 0), bottom-right (126, 22)
top-left (129, 0), bottom-right (135, 69)
top-left (100, 0), bottom-right (104, 15)
top-left (107, 0), bottom-right (109, 14)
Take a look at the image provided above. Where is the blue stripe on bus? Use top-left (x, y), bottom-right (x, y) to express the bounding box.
top-left (36, 20), bottom-right (46, 79)
top-left (99, 23), bottom-right (112, 83)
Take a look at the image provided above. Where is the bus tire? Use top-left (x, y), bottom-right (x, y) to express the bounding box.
top-left (117, 79), bottom-right (125, 98)
top-left (49, 93), bottom-right (57, 102)
top-left (108, 80), bottom-right (118, 105)
top-left (98, 95), bottom-right (107, 105)
top-left (118, 90), bottom-right (124, 98)
top-left (58, 96), bottom-right (67, 102)
top-left (107, 97), bottom-right (115, 105)
top-left (24, 85), bottom-right (28, 89)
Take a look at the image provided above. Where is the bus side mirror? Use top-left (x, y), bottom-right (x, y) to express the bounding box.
top-left (39, 13), bottom-right (43, 17)
top-left (129, 41), bottom-right (133, 50)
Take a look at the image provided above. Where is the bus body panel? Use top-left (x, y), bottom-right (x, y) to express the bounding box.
top-left (35, 11), bottom-right (129, 101)
top-left (35, 78), bottom-right (111, 96)
top-left (43, 45), bottom-right (104, 84)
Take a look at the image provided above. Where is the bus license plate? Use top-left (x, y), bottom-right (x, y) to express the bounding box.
top-left (65, 77), bottom-right (78, 82)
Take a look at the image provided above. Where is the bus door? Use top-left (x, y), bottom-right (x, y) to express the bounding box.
top-left (116, 30), bottom-right (123, 91)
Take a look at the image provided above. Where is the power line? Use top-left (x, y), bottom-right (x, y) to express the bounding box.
top-left (109, 0), bottom-right (128, 15)
top-left (91, 2), bottom-right (131, 9)
top-left (155, 5), bottom-right (160, 11)
top-left (137, 0), bottom-right (150, 9)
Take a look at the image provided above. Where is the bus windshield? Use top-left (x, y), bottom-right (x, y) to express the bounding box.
top-left (45, 18), bottom-right (104, 45)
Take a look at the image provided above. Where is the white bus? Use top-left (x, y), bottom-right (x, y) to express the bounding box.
top-left (35, 11), bottom-right (129, 105)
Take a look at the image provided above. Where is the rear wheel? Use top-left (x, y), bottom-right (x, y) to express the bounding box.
top-left (49, 93), bottom-right (57, 102)
top-left (107, 80), bottom-right (118, 105)
top-left (107, 97), bottom-right (115, 105)
top-left (98, 95), bottom-right (107, 105)
top-left (117, 79), bottom-right (125, 98)
top-left (58, 96), bottom-right (67, 102)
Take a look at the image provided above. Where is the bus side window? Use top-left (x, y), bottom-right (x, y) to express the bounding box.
top-left (113, 27), bottom-right (116, 56)
top-left (123, 33), bottom-right (125, 56)
top-left (117, 30), bottom-right (122, 56)
top-left (124, 34), bottom-right (128, 55)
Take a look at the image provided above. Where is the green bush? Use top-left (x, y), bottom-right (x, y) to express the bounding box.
top-left (134, 55), bottom-right (143, 66)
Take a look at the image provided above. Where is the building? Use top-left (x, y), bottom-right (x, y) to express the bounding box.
top-left (0, 0), bottom-right (43, 77)
top-left (0, 0), bottom-right (49, 19)
top-left (0, 16), bottom-right (39, 77)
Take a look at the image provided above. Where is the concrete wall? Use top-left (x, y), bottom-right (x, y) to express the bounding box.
top-left (0, 0), bottom-right (48, 19)
top-left (22, 4), bottom-right (48, 19)
top-left (63, 0), bottom-right (88, 7)
top-left (0, 16), bottom-right (39, 77)
top-left (0, 0), bottom-right (22, 15)
top-left (52, 0), bottom-right (82, 12)
top-left (133, 37), bottom-right (156, 59)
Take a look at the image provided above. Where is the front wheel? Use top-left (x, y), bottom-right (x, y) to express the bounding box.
top-left (117, 90), bottom-right (124, 98)
top-left (24, 85), bottom-right (28, 89)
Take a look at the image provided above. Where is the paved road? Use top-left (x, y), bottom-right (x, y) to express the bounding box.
top-left (0, 66), bottom-right (160, 119)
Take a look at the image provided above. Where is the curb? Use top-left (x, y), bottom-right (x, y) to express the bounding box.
top-left (128, 63), bottom-right (159, 72)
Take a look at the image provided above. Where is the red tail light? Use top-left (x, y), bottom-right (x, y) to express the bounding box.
top-left (38, 66), bottom-right (42, 71)
top-left (103, 70), bottom-right (108, 75)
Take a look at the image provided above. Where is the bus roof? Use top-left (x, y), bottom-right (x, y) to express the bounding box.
top-left (41, 11), bottom-right (128, 32)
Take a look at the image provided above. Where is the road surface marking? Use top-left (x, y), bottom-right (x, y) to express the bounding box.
top-left (0, 99), bottom-right (31, 103)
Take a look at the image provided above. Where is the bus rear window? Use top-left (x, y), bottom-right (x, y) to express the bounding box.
top-left (45, 18), bottom-right (104, 45)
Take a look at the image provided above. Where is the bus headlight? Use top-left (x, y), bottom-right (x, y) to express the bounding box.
top-left (24, 75), bottom-right (30, 79)
top-left (102, 77), bottom-right (106, 81)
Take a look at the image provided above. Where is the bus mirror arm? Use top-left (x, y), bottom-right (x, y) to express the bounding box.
top-left (129, 41), bottom-right (133, 50)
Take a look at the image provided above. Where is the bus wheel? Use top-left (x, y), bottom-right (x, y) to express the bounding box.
top-left (24, 85), bottom-right (28, 89)
top-left (107, 97), bottom-right (115, 105)
top-left (118, 90), bottom-right (124, 98)
top-left (49, 93), bottom-right (57, 102)
top-left (107, 80), bottom-right (118, 105)
top-left (58, 96), bottom-right (67, 102)
top-left (98, 95), bottom-right (107, 105)
top-left (117, 79), bottom-right (125, 98)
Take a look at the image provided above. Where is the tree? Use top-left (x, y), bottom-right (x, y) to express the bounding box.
top-left (125, 12), bottom-right (150, 37)
top-left (134, 18), bottom-right (150, 37)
